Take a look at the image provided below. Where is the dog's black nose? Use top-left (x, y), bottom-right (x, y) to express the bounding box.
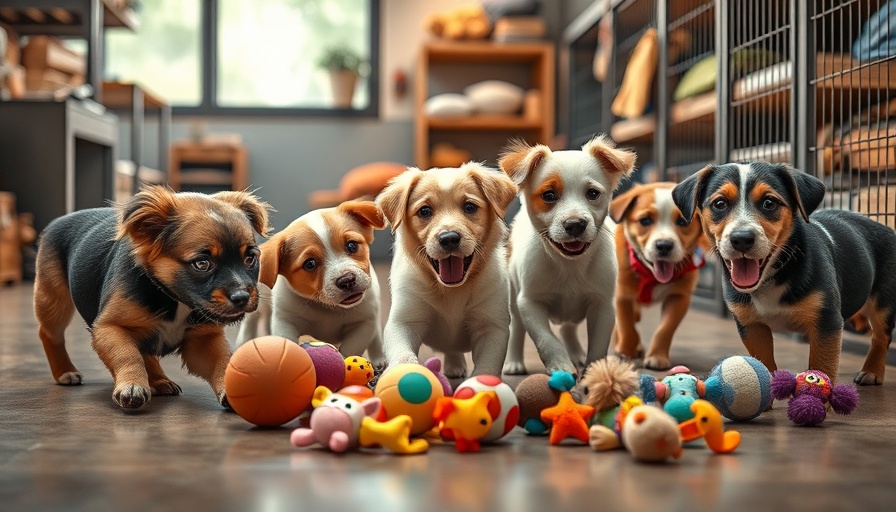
top-left (655, 239), bottom-right (674, 256)
top-left (335, 273), bottom-right (357, 290)
top-left (439, 231), bottom-right (462, 250)
top-left (229, 290), bottom-right (251, 307)
top-left (563, 218), bottom-right (588, 237)
top-left (729, 230), bottom-right (756, 253)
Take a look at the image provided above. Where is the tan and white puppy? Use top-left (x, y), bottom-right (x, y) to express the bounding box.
top-left (499, 136), bottom-right (636, 375)
top-left (609, 182), bottom-right (707, 370)
top-left (376, 163), bottom-right (518, 377)
top-left (236, 201), bottom-right (386, 360)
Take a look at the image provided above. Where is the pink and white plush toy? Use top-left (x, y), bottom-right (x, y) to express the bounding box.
top-left (290, 386), bottom-right (429, 454)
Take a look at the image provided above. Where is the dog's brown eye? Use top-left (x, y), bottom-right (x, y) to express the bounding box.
top-left (639, 217), bottom-right (652, 227)
top-left (418, 206), bottom-right (432, 219)
top-left (191, 259), bottom-right (212, 272)
top-left (541, 190), bottom-right (558, 203)
top-left (345, 241), bottom-right (359, 254)
top-left (303, 259), bottom-right (317, 271)
top-left (762, 198), bottom-right (779, 211)
top-left (586, 188), bottom-right (600, 200)
top-left (712, 198), bottom-right (729, 211)
top-left (244, 255), bottom-right (258, 268)
top-left (463, 202), bottom-right (479, 214)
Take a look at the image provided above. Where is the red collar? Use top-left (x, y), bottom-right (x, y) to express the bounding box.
top-left (627, 242), bottom-right (705, 304)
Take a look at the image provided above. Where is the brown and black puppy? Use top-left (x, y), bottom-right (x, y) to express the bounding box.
top-left (33, 185), bottom-right (271, 410)
top-left (609, 182), bottom-right (708, 370)
top-left (673, 162), bottom-right (896, 385)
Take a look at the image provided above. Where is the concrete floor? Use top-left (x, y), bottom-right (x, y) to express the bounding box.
top-left (1, 263), bottom-right (895, 512)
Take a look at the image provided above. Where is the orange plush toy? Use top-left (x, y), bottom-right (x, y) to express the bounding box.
top-left (433, 392), bottom-right (497, 453)
top-left (540, 392), bottom-right (595, 445)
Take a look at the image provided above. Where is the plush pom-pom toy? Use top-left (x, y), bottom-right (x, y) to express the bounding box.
top-left (770, 369), bottom-right (859, 426)
top-left (423, 357), bottom-right (453, 397)
top-left (703, 355), bottom-right (772, 421)
top-left (290, 386), bottom-right (429, 454)
top-left (299, 336), bottom-right (346, 392)
top-left (374, 363), bottom-right (445, 435)
top-left (224, 336), bottom-right (317, 427)
top-left (453, 375), bottom-right (519, 442)
top-left (575, 356), bottom-right (640, 429)
top-left (621, 404), bottom-right (683, 462)
top-left (433, 392), bottom-right (497, 452)
top-left (514, 371), bottom-right (573, 435)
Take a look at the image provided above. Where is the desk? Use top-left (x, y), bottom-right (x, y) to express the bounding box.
top-left (0, 99), bottom-right (117, 232)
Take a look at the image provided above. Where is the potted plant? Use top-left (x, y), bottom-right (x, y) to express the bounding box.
top-left (317, 45), bottom-right (365, 108)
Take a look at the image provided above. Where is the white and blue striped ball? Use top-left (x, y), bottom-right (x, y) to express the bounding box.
top-left (704, 355), bottom-right (772, 421)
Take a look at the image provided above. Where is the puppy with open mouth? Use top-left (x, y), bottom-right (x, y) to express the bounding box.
top-left (33, 186), bottom-right (271, 411)
top-left (673, 162), bottom-right (896, 385)
top-left (376, 163), bottom-right (517, 378)
top-left (499, 135), bottom-right (636, 375)
top-left (236, 201), bottom-right (386, 361)
top-left (609, 182), bottom-right (708, 370)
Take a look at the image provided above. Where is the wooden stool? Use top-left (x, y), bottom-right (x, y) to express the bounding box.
top-left (168, 140), bottom-right (248, 192)
top-left (0, 192), bottom-right (22, 285)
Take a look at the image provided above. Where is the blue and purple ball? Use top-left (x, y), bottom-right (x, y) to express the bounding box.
top-left (704, 355), bottom-right (772, 421)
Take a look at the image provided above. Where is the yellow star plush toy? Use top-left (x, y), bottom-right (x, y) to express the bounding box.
top-left (540, 391), bottom-right (595, 445)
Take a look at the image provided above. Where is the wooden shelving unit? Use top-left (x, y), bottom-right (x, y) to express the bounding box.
top-left (415, 40), bottom-right (554, 169)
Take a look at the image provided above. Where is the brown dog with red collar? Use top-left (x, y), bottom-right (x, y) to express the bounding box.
top-left (609, 182), bottom-right (708, 370)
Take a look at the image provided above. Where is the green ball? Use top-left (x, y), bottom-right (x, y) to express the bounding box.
top-left (398, 373), bottom-right (433, 404)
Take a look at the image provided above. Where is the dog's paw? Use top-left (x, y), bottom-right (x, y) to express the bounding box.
top-left (854, 371), bottom-right (883, 386)
top-left (218, 390), bottom-right (232, 410)
top-left (545, 361), bottom-right (578, 378)
top-left (57, 371), bottom-right (83, 385)
top-left (614, 342), bottom-right (644, 360)
top-left (644, 355), bottom-right (672, 371)
top-left (150, 379), bottom-right (182, 396)
top-left (113, 383), bottom-right (151, 410)
top-left (503, 361), bottom-right (528, 375)
top-left (443, 364), bottom-right (467, 379)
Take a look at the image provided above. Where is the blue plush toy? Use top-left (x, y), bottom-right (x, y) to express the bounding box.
top-left (704, 355), bottom-right (772, 421)
top-left (644, 366), bottom-right (705, 423)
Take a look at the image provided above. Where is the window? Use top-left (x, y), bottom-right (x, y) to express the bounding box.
top-left (105, 0), bottom-right (378, 116)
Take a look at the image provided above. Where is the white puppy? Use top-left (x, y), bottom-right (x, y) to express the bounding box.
top-left (499, 135), bottom-right (636, 375)
top-left (376, 163), bottom-right (518, 377)
top-left (236, 201), bottom-right (385, 361)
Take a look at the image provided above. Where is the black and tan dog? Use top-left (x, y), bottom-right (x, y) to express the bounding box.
top-left (33, 185), bottom-right (271, 410)
top-left (672, 162), bottom-right (896, 385)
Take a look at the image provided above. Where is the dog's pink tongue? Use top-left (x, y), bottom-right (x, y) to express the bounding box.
top-left (730, 258), bottom-right (760, 288)
top-left (562, 242), bottom-right (586, 253)
top-left (439, 256), bottom-right (465, 284)
top-left (653, 261), bottom-right (675, 283)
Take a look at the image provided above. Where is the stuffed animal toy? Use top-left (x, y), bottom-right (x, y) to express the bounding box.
top-left (290, 386), bottom-right (429, 454)
top-left (588, 395), bottom-right (644, 452)
top-left (540, 391), bottom-right (595, 445)
top-left (423, 357), bottom-right (453, 397)
top-left (770, 369), bottom-right (859, 426)
top-left (514, 371), bottom-right (574, 435)
top-left (678, 400), bottom-right (740, 454)
top-left (642, 365), bottom-right (705, 422)
top-left (453, 375), bottom-right (519, 442)
top-left (620, 404), bottom-right (683, 462)
top-left (575, 356), bottom-right (641, 429)
top-left (433, 392), bottom-right (497, 453)
top-left (425, 5), bottom-right (492, 40)
top-left (703, 355), bottom-right (772, 422)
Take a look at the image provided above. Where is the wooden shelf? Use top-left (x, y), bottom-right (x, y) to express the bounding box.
top-left (0, 0), bottom-right (138, 31)
top-left (424, 40), bottom-right (554, 64)
top-left (611, 114), bottom-right (656, 143)
top-left (611, 90), bottom-right (716, 143)
top-left (426, 115), bottom-right (543, 131)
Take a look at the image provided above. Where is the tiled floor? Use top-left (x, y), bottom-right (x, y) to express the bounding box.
top-left (1, 264), bottom-right (894, 512)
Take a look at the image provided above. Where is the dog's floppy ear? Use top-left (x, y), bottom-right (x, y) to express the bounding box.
top-left (498, 139), bottom-right (551, 185)
top-left (118, 184), bottom-right (177, 251)
top-left (467, 163), bottom-right (519, 218)
top-left (609, 186), bottom-right (641, 223)
top-left (672, 165), bottom-right (714, 226)
top-left (583, 135), bottom-right (636, 187)
top-left (338, 200), bottom-right (386, 243)
top-left (775, 165), bottom-right (826, 222)
top-left (213, 190), bottom-right (273, 237)
top-left (375, 168), bottom-right (423, 231)
top-left (258, 234), bottom-right (282, 289)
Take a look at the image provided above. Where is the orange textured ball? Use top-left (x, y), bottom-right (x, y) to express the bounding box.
top-left (224, 336), bottom-right (316, 427)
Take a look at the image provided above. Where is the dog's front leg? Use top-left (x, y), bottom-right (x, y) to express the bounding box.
top-left (382, 320), bottom-right (425, 366)
top-left (270, 315), bottom-right (304, 343)
top-left (338, 320), bottom-right (379, 358)
top-left (503, 290), bottom-right (528, 375)
top-left (613, 296), bottom-right (642, 360)
top-left (181, 324), bottom-right (232, 407)
top-left (736, 320), bottom-right (777, 373)
top-left (643, 293), bottom-right (691, 370)
top-left (585, 301), bottom-right (616, 369)
top-left (91, 324), bottom-right (152, 410)
top-left (469, 317), bottom-right (510, 377)
top-left (365, 327), bottom-right (385, 366)
top-left (807, 319), bottom-right (844, 384)
top-left (518, 297), bottom-right (575, 375)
